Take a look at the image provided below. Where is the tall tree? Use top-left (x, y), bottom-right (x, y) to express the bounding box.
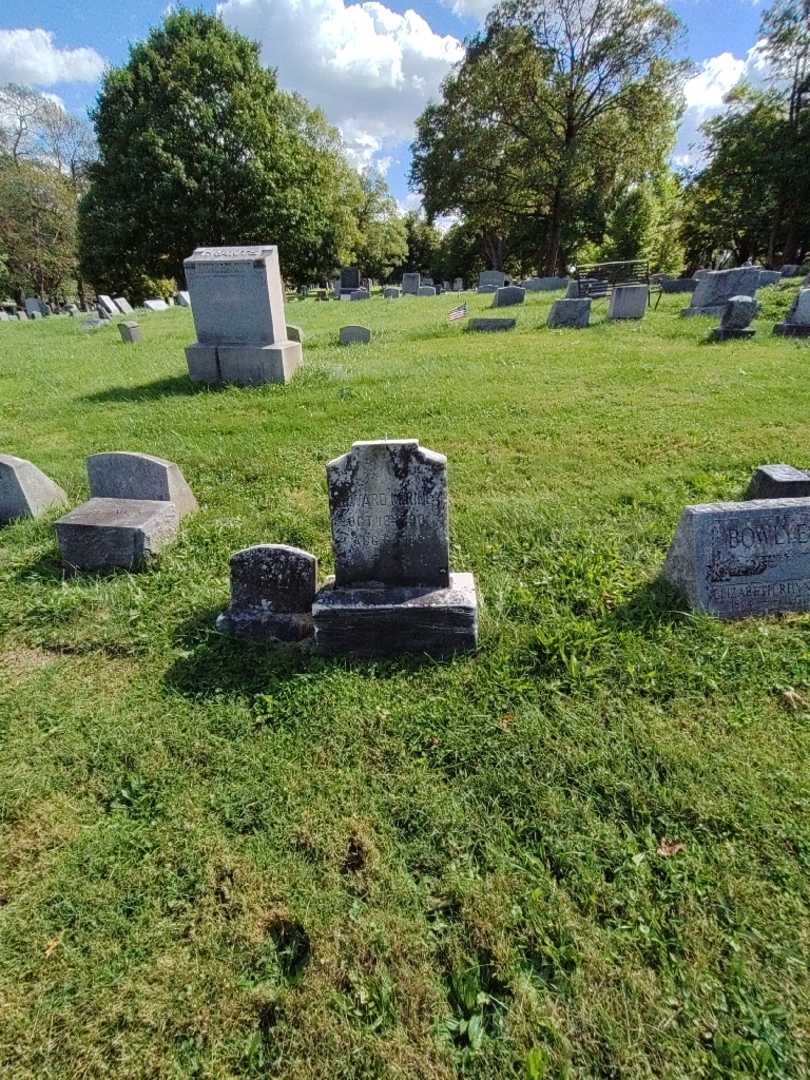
top-left (351, 172), bottom-right (408, 281)
top-left (411, 0), bottom-right (686, 273)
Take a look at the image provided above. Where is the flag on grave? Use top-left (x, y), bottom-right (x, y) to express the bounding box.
top-left (447, 303), bottom-right (467, 322)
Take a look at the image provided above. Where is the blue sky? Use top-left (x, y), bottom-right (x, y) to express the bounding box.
top-left (0, 0), bottom-right (769, 209)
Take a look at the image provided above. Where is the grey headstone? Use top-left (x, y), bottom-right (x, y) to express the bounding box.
top-left (327, 440), bottom-right (449, 588)
top-left (452, 278), bottom-right (463, 291)
top-left (96, 295), bottom-right (118, 316)
top-left (492, 285), bottom-right (525, 308)
top-left (781, 264), bottom-right (800, 277)
top-left (682, 268), bottom-right (763, 316)
top-left (477, 285), bottom-right (498, 294)
top-left (417, 286), bottom-right (436, 296)
top-left (711, 295), bottom-right (757, 340)
top-left (746, 464), bottom-right (810, 500)
top-left (523, 276), bottom-right (567, 292)
top-left (24, 297), bottom-right (44, 317)
top-left (349, 289), bottom-right (370, 301)
top-left (87, 452), bottom-right (197, 518)
top-left (80, 318), bottom-right (102, 331)
top-left (548, 298), bottom-right (591, 328)
top-left (183, 245), bottom-right (302, 385)
top-left (118, 321), bottom-right (142, 344)
top-left (340, 267), bottom-right (361, 291)
top-left (383, 287), bottom-right (401, 299)
top-left (113, 297), bottom-right (133, 314)
top-left (758, 271), bottom-right (781, 287)
top-left (0, 454), bottom-right (67, 523)
top-left (17, 311), bottom-right (28, 321)
top-left (478, 270), bottom-right (506, 289)
top-left (608, 284), bottom-right (647, 320)
top-left (55, 498), bottom-right (179, 571)
top-left (773, 288), bottom-right (810, 337)
top-left (30, 311), bottom-right (42, 320)
top-left (216, 544), bottom-right (317, 641)
top-left (422, 276), bottom-right (434, 286)
top-left (286, 324), bottom-right (303, 343)
top-left (175, 290), bottom-right (192, 308)
top-left (468, 317), bottom-right (516, 332)
top-left (339, 325), bottom-right (371, 345)
top-left (0, 310), bottom-right (8, 321)
top-left (663, 498), bottom-right (810, 617)
top-left (143, 299), bottom-right (169, 312)
top-left (402, 272), bottom-right (420, 295)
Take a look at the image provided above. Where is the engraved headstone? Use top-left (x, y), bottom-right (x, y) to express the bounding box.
top-left (97, 295), bottom-right (118, 316)
top-left (663, 498), bottom-right (810, 617)
top-left (773, 288), bottom-right (810, 338)
top-left (313, 440), bottom-right (478, 656)
top-left (746, 464), bottom-right (810, 500)
top-left (87, 452), bottom-right (198, 517)
top-left (453, 278), bottom-right (463, 291)
top-left (682, 268), bottom-right (763, 317)
top-left (217, 544), bottom-right (317, 641)
top-left (340, 267), bottom-right (361, 293)
top-left (478, 270), bottom-right (507, 290)
top-left (339, 325), bottom-right (371, 344)
top-left (548, 298), bottom-right (591, 328)
top-left (118, 321), bottom-right (142, 344)
top-left (402, 272), bottom-right (420, 295)
top-left (183, 245), bottom-right (302, 384)
top-left (492, 285), bottom-right (525, 308)
top-left (608, 284), bottom-right (648, 320)
top-left (24, 297), bottom-right (44, 317)
top-left (0, 454), bottom-right (67, 523)
top-left (468, 317), bottom-right (516, 332)
top-left (350, 288), bottom-right (370, 301)
top-left (710, 295), bottom-right (757, 341)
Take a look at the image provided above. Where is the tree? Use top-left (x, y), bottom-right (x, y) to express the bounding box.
top-left (350, 171), bottom-right (408, 281)
top-left (393, 212), bottom-right (444, 278)
top-left (79, 10), bottom-right (357, 296)
top-left (0, 84), bottom-right (48, 163)
top-left (411, 0), bottom-right (686, 273)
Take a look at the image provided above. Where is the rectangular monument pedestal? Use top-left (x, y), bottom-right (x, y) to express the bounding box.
top-left (186, 341), bottom-right (302, 385)
top-left (313, 572), bottom-right (478, 657)
top-left (55, 498), bottom-right (179, 571)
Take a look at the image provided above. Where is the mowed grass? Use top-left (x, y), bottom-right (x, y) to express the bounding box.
top-left (0, 284), bottom-right (809, 1079)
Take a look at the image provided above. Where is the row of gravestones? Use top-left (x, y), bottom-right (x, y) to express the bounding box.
top-left (4, 448), bottom-right (810, 645)
top-left (681, 268), bottom-right (810, 338)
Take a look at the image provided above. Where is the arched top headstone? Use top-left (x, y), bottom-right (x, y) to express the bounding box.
top-left (0, 454), bottom-right (67, 523)
top-left (87, 452), bottom-right (198, 517)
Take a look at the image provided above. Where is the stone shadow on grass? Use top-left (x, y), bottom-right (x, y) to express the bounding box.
top-left (79, 375), bottom-right (216, 404)
top-left (607, 575), bottom-right (691, 631)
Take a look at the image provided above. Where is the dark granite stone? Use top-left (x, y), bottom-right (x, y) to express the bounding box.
top-left (663, 498), bottom-right (810, 617)
top-left (340, 267), bottom-right (361, 291)
top-left (216, 544), bottom-right (317, 641)
top-left (55, 498), bottom-right (179, 570)
top-left (746, 464), bottom-right (810, 500)
top-left (468, 318), bottom-right (516, 332)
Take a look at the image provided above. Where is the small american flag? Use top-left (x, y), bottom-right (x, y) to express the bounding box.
top-left (447, 302), bottom-right (467, 322)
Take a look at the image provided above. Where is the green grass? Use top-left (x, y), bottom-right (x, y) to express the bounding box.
top-left (1, 283), bottom-right (809, 1079)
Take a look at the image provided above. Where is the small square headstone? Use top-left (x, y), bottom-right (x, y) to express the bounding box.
top-left (339, 325), bottom-right (371, 344)
top-left (746, 464), bottom-right (810, 500)
top-left (216, 544), bottom-right (317, 641)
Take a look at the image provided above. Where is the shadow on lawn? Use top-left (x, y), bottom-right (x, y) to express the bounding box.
top-left (80, 375), bottom-right (216, 403)
top-left (607, 575), bottom-right (691, 631)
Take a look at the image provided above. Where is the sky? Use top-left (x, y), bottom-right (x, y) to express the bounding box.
top-left (0, 0), bottom-right (773, 211)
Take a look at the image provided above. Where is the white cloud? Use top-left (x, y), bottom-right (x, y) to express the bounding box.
top-left (444, 0), bottom-right (493, 21)
top-left (218, 0), bottom-right (463, 170)
top-left (0, 28), bottom-right (105, 86)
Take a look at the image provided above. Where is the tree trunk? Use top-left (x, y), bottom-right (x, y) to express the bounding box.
top-left (542, 184), bottom-right (564, 274)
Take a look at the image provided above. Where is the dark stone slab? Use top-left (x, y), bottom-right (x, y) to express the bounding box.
top-left (468, 318), bottom-right (516, 332)
top-left (746, 464), bottom-right (810, 500)
top-left (492, 285), bottom-right (525, 308)
top-left (660, 279), bottom-right (697, 294)
top-left (548, 298), bottom-right (590, 328)
top-left (0, 454), bottom-right (67, 523)
top-left (55, 498), bottom-right (179, 570)
top-left (663, 498), bottom-right (810, 617)
top-left (340, 266), bottom-right (361, 291)
top-left (313, 573), bottom-right (478, 657)
top-left (216, 544), bottom-right (317, 641)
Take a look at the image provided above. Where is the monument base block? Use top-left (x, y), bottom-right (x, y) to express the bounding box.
top-left (216, 608), bottom-right (313, 642)
top-left (773, 323), bottom-right (810, 337)
top-left (313, 572), bottom-right (479, 657)
top-left (55, 498), bottom-right (179, 571)
top-left (710, 327), bottom-right (756, 341)
top-left (185, 341), bottom-right (302, 385)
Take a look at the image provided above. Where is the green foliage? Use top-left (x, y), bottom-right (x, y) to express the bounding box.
top-left (350, 172), bottom-right (408, 281)
top-left (601, 172), bottom-right (685, 272)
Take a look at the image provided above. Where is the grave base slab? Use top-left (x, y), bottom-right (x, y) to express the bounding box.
top-left (55, 497), bottom-right (179, 571)
top-left (185, 341), bottom-right (302, 385)
top-left (313, 572), bottom-right (478, 657)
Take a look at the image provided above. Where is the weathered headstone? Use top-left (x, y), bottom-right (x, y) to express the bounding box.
top-left (478, 270), bottom-right (507, 291)
top-left (350, 288), bottom-right (370, 301)
top-left (312, 440), bottom-right (478, 656)
top-left (402, 272), bottom-right (420, 295)
top-left (216, 544), bottom-right (317, 641)
top-left (663, 498), bottom-right (810, 617)
top-left (608, 284), bottom-right (648, 320)
top-left (175, 290), bottom-right (192, 308)
top-left (452, 278), bottom-right (463, 291)
top-left (383, 286), bottom-right (401, 299)
top-left (0, 310), bottom-right (8, 321)
top-left (340, 325), bottom-right (371, 345)
top-left (773, 288), bottom-right (810, 337)
top-left (113, 297), bottom-right (133, 314)
top-left (523, 276), bottom-right (568, 292)
top-left (548, 298), bottom-right (591, 328)
top-left (710, 295), bottom-right (757, 341)
top-left (24, 298), bottom-right (44, 317)
top-left (97, 295), bottom-right (118, 317)
top-left (746, 464), bottom-right (810, 500)
top-left (55, 452), bottom-right (196, 571)
top-left (184, 245), bottom-right (302, 385)
top-left (468, 317), bottom-right (516, 332)
top-left (143, 299), bottom-right (169, 312)
top-left (682, 268), bottom-right (763, 317)
top-left (118, 321), bottom-right (142, 344)
top-left (781, 264), bottom-right (800, 277)
top-left (0, 454), bottom-right (67, 523)
top-left (340, 267), bottom-right (361, 295)
top-left (80, 318), bottom-right (102, 331)
top-left (418, 286), bottom-right (436, 297)
top-left (17, 311), bottom-right (28, 321)
top-left (492, 285), bottom-right (526, 308)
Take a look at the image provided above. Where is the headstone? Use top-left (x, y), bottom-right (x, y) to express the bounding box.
top-left (492, 285), bottom-right (526, 308)
top-left (478, 270), bottom-right (507, 290)
top-left (118, 321), bottom-right (142, 344)
top-left (746, 464), bottom-right (810, 500)
top-left (417, 286), bottom-right (436, 297)
top-left (468, 317), bottom-right (516, 332)
top-left (0, 454), bottom-right (67, 523)
top-left (548, 298), bottom-right (591, 328)
top-left (286, 324), bottom-right (303, 343)
top-left (30, 311), bottom-right (42, 320)
top-left (523, 276), bottom-right (567, 291)
top-left (17, 311), bottom-right (28, 321)
top-left (383, 287), bottom-right (401, 299)
top-left (350, 289), bottom-right (370, 301)
top-left (340, 267), bottom-right (361, 294)
top-left (340, 325), bottom-right (371, 345)
top-left (360, 277), bottom-right (372, 293)
top-left (443, 281), bottom-right (451, 292)
top-left (453, 278), bottom-right (463, 291)
top-left (402, 272), bottom-right (420, 295)
top-left (216, 544), bottom-right (317, 641)
top-left (184, 245), bottom-right (302, 385)
top-left (339, 293), bottom-right (351, 302)
top-left (608, 284), bottom-right (648, 320)
top-left (773, 288), bottom-right (810, 337)
top-left (175, 290), bottom-right (192, 308)
top-left (663, 498), bottom-right (810, 617)
top-left (682, 268), bottom-right (763, 317)
top-left (660, 278), bottom-right (697, 294)
top-left (477, 284), bottom-right (498, 294)
top-left (55, 452), bottom-right (197, 571)
top-left (710, 295), bottom-right (757, 341)
top-left (80, 318), bottom-right (102, 331)
top-left (312, 440), bottom-right (478, 656)
top-left (65, 303), bottom-right (80, 316)
top-left (758, 270), bottom-right (781, 287)
top-left (143, 299), bottom-right (169, 312)
top-left (96, 295), bottom-right (118, 317)
top-left (422, 276), bottom-right (434, 287)
top-left (24, 298), bottom-right (43, 317)
top-left (0, 310), bottom-right (8, 321)
top-left (781, 264), bottom-right (800, 277)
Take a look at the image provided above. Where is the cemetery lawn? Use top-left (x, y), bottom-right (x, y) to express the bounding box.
top-left (2, 284), bottom-right (810, 1080)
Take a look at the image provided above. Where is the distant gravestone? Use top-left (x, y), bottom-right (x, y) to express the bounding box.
top-left (118, 321), bottom-right (142, 344)
top-left (402, 272), bottom-right (420, 295)
top-left (453, 278), bottom-right (463, 291)
top-left (548, 298), bottom-right (591, 328)
top-left (217, 544), bottom-right (317, 641)
top-left (492, 285), bottom-right (525, 308)
top-left (661, 278), bottom-right (697, 294)
top-left (711, 295), bottom-right (757, 341)
top-left (340, 267), bottom-right (361, 294)
top-left (479, 270), bottom-right (507, 290)
top-left (758, 270), bottom-right (781, 287)
top-left (97, 295), bottom-right (118, 317)
top-left (781, 264), bottom-right (800, 277)
top-left (682, 268), bottom-right (763, 317)
top-left (113, 297), bottom-right (133, 314)
top-left (30, 311), bottom-right (42, 320)
top-left (523, 276), bottom-right (567, 292)
top-left (350, 289), bottom-right (370, 301)
top-left (24, 298), bottom-right (41, 317)
top-left (468, 317), bottom-right (516, 332)
top-left (17, 311), bottom-right (28, 321)
top-left (143, 299), bottom-right (169, 312)
top-left (340, 325), bottom-right (371, 345)
top-left (175, 290), bottom-right (192, 307)
top-left (0, 454), bottom-right (67, 523)
top-left (80, 318), bottom-right (102, 331)
top-left (417, 286), bottom-right (436, 297)
top-left (184, 245), bottom-right (302, 385)
top-left (0, 310), bottom-right (8, 321)
top-left (773, 288), bottom-right (810, 337)
top-left (383, 286), bottom-right (401, 299)
top-left (312, 439), bottom-right (478, 656)
top-left (747, 464), bottom-right (810, 500)
top-left (286, 324), bottom-right (303, 343)
top-left (663, 498), bottom-right (810, 617)
top-left (608, 284), bottom-right (647, 320)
